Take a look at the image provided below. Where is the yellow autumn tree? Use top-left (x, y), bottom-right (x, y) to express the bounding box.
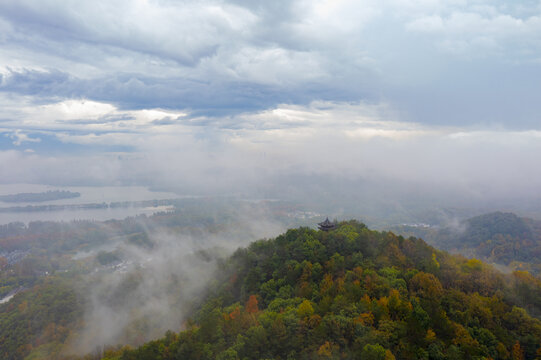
top-left (512, 341), bottom-right (524, 360)
top-left (245, 295), bottom-right (259, 314)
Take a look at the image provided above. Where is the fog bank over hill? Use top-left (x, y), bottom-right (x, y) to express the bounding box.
top-left (2, 2), bottom-right (541, 359)
top-left (66, 208), bottom-right (287, 355)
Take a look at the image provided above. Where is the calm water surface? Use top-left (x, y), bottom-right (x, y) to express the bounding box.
top-left (0, 184), bottom-right (181, 225)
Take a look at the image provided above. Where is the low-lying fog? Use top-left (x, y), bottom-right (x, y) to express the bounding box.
top-left (65, 206), bottom-right (287, 355)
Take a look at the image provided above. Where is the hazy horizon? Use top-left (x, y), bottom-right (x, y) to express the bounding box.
top-left (2, 0), bottom-right (541, 222)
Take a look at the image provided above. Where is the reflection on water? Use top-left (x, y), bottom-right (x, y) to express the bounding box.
top-left (0, 205), bottom-right (176, 225)
top-left (0, 184), bottom-right (181, 225)
top-left (0, 184), bottom-right (179, 207)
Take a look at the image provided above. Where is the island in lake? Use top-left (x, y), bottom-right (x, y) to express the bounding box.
top-left (0, 190), bottom-right (81, 203)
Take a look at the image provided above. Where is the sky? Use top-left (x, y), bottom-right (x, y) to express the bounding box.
top-left (1, 0), bottom-right (541, 211)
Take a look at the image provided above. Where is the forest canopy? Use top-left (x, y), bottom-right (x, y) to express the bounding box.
top-left (93, 221), bottom-right (541, 360)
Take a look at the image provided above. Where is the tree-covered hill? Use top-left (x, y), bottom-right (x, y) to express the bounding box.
top-left (461, 213), bottom-right (534, 244)
top-left (96, 221), bottom-right (541, 360)
top-left (1, 202), bottom-right (291, 360)
top-left (392, 212), bottom-right (541, 275)
top-left (0, 277), bottom-right (82, 360)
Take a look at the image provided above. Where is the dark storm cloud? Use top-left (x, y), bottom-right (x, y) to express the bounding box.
top-left (0, 68), bottom-right (73, 96)
top-left (0, 68), bottom-right (365, 115)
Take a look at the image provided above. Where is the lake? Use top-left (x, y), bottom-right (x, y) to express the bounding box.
top-left (0, 184), bottom-right (181, 225)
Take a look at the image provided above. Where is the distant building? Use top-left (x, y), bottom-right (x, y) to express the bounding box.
top-left (318, 217), bottom-right (337, 231)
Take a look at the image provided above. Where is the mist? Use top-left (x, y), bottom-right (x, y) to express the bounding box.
top-left (2, 1), bottom-right (541, 223)
top-left (2, 2), bottom-right (541, 359)
top-left (62, 204), bottom-right (287, 355)
top-left (2, 100), bottom-right (541, 225)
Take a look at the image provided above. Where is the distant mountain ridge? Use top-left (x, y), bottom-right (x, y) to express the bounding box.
top-left (0, 190), bottom-right (80, 203)
top-left (393, 212), bottom-right (541, 274)
top-left (457, 212), bottom-right (534, 246)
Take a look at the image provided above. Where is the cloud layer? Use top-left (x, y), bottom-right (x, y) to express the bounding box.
top-left (2, 97), bottom-right (541, 206)
top-left (1, 0), bottom-right (541, 213)
top-left (1, 0), bottom-right (540, 120)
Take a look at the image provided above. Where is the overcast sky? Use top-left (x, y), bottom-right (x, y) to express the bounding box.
top-left (1, 0), bottom-right (541, 204)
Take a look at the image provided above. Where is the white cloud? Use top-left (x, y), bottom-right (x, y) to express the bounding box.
top-left (42, 100), bottom-right (116, 120)
top-left (294, 0), bottom-right (381, 36)
top-left (0, 97), bottom-right (187, 140)
top-left (406, 15), bottom-right (445, 32)
top-left (201, 46), bottom-right (326, 85)
top-left (1, 0), bottom-right (540, 126)
top-left (448, 129), bottom-right (541, 144)
top-left (4, 97), bottom-right (541, 153)
top-left (0, 0), bottom-right (540, 204)
top-left (0, 0), bottom-right (258, 65)
top-left (2, 98), bottom-right (541, 203)
top-left (9, 129), bottom-right (41, 146)
top-left (406, 10), bottom-right (541, 57)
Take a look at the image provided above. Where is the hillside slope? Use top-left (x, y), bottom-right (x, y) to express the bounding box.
top-left (393, 212), bottom-right (541, 274)
top-left (95, 220), bottom-right (541, 360)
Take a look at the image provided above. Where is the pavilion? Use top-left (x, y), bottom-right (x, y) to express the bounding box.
top-left (318, 217), bottom-right (337, 231)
